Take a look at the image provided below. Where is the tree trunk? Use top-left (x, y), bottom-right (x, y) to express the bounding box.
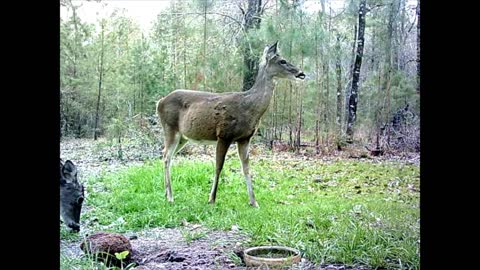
top-left (76, 111), bottom-right (82, 138)
top-left (288, 28), bottom-right (294, 147)
top-left (184, 34), bottom-right (187, 89)
top-left (295, 3), bottom-right (304, 153)
top-left (118, 135), bottom-right (123, 160)
top-left (93, 21), bottom-right (105, 140)
top-left (323, 5), bottom-right (332, 143)
top-left (273, 90), bottom-right (278, 140)
top-left (171, 3), bottom-right (177, 89)
top-left (140, 80), bottom-right (144, 118)
top-left (242, 0), bottom-right (263, 91)
top-left (398, 0), bottom-right (407, 71)
top-left (60, 90), bottom-right (68, 138)
top-left (382, 0), bottom-right (396, 127)
top-left (203, 0), bottom-right (208, 91)
top-left (371, 28), bottom-right (376, 72)
top-left (295, 97), bottom-right (303, 153)
top-left (314, 15), bottom-right (320, 154)
top-left (392, 0), bottom-right (402, 70)
top-left (416, 1), bottom-right (420, 94)
top-left (345, 22), bottom-right (357, 131)
top-left (335, 33), bottom-right (343, 130)
top-left (345, 0), bottom-right (366, 142)
top-left (63, 0), bottom-right (80, 137)
top-left (71, 2), bottom-right (79, 81)
top-left (288, 82), bottom-right (293, 147)
top-left (280, 86), bottom-right (286, 142)
top-left (133, 66), bottom-right (136, 113)
top-left (373, 0), bottom-right (397, 143)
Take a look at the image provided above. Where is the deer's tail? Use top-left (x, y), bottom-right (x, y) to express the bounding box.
top-left (156, 98), bottom-right (164, 116)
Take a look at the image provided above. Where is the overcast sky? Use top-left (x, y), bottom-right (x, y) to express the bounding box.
top-left (61, 1), bottom-right (171, 32)
top-left (60, 0), bottom-right (418, 33)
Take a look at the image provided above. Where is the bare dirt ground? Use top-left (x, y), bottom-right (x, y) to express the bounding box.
top-left (61, 224), bottom-right (366, 270)
top-left (63, 224), bottom-right (252, 270)
top-left (60, 137), bottom-right (413, 269)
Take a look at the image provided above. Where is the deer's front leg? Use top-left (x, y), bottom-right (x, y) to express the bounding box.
top-left (209, 139), bottom-right (231, 204)
top-left (237, 140), bottom-right (258, 207)
top-left (237, 139), bottom-right (259, 208)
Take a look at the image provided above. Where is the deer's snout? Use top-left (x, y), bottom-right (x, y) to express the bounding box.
top-left (295, 71), bottom-right (306, 80)
top-left (68, 222), bottom-right (80, 232)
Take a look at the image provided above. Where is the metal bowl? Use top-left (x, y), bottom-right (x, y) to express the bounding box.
top-left (243, 245), bottom-right (301, 268)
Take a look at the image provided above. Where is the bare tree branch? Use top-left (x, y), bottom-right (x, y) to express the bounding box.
top-left (238, 3), bottom-right (245, 16)
top-left (169, 12), bottom-right (243, 28)
top-left (261, 0), bottom-right (269, 14)
top-left (406, 7), bottom-right (418, 34)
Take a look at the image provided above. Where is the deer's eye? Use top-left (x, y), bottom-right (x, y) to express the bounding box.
top-left (279, 60), bottom-right (287, 65)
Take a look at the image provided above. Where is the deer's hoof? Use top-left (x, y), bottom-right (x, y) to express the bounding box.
top-left (208, 198), bottom-right (216, 204)
top-left (250, 201), bottom-right (259, 208)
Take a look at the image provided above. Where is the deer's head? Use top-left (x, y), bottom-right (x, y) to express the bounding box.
top-left (262, 41), bottom-right (306, 80)
top-left (60, 160), bottom-right (84, 232)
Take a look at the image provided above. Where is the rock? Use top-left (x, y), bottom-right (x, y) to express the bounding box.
top-left (80, 231), bottom-right (133, 267)
top-left (125, 232), bottom-right (139, 240)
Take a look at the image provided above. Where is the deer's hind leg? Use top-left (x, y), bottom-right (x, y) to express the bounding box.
top-left (208, 138), bottom-right (231, 204)
top-left (163, 128), bottom-right (182, 203)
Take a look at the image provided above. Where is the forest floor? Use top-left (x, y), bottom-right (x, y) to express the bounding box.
top-left (60, 137), bottom-right (419, 270)
top-left (60, 137), bottom-right (419, 184)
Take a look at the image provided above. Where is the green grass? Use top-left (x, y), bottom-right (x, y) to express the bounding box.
top-left (64, 155), bottom-right (420, 269)
top-left (60, 252), bottom-right (135, 270)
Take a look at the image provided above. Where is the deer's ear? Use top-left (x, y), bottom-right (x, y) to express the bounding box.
top-left (77, 196), bottom-right (84, 205)
top-left (60, 159), bottom-right (65, 177)
top-left (265, 41), bottom-right (279, 61)
top-left (268, 41), bottom-right (278, 53)
top-left (62, 160), bottom-right (78, 180)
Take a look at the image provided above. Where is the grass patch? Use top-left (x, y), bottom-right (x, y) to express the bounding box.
top-left (64, 155), bottom-right (420, 269)
top-left (60, 252), bottom-right (135, 270)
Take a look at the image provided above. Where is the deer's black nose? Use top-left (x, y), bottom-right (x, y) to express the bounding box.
top-left (68, 223), bottom-right (80, 232)
top-left (296, 72), bottom-right (306, 79)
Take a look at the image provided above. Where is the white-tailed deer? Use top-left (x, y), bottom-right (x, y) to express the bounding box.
top-left (60, 159), bottom-right (84, 232)
top-left (156, 41), bottom-right (305, 207)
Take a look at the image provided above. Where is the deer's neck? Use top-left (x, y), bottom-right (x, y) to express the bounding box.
top-left (245, 66), bottom-right (275, 116)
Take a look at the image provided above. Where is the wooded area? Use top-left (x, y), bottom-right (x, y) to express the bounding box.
top-left (60, 0), bottom-right (420, 154)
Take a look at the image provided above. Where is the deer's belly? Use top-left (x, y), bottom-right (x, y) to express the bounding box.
top-left (179, 110), bottom-right (256, 142)
top-left (183, 136), bottom-right (217, 145)
top-left (178, 111), bottom-right (217, 138)
top-left (179, 122), bottom-right (217, 142)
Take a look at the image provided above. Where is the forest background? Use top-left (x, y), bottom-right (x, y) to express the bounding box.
top-left (60, 0), bottom-right (420, 156)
